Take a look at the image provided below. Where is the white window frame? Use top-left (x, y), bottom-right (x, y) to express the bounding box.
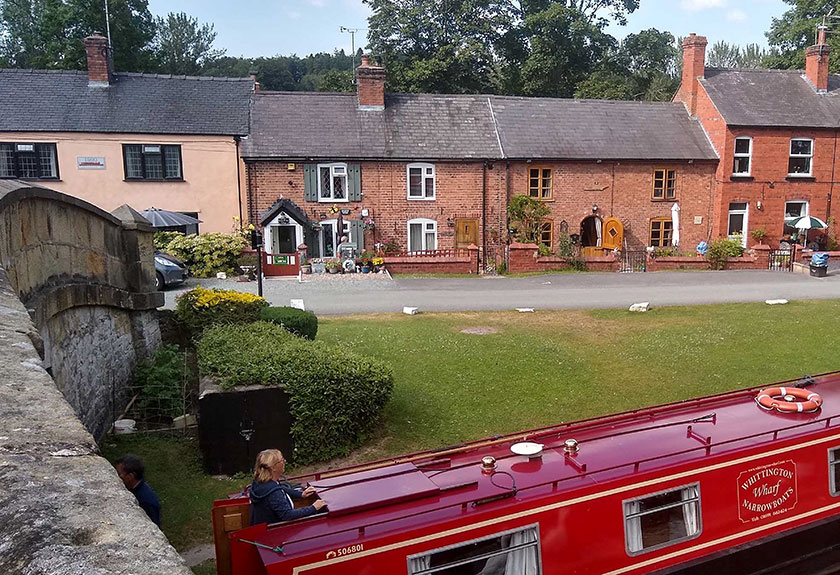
top-left (829, 447), bottom-right (840, 496)
top-left (623, 483), bottom-right (702, 556)
top-left (784, 200), bottom-right (809, 222)
top-left (788, 138), bottom-right (814, 177)
top-left (727, 202), bottom-right (749, 248)
top-left (406, 524), bottom-right (542, 575)
top-left (407, 218), bottom-right (437, 252)
top-left (732, 136), bottom-right (752, 177)
top-left (407, 163), bottom-right (436, 200)
top-left (317, 163), bottom-right (349, 203)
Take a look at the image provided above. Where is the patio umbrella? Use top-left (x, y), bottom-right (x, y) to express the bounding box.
top-left (788, 215), bottom-right (828, 247)
top-left (139, 207), bottom-right (202, 228)
top-left (671, 202), bottom-right (681, 247)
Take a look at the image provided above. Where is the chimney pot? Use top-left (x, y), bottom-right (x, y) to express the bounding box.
top-left (806, 28), bottom-right (831, 92)
top-left (84, 33), bottom-right (113, 86)
top-left (676, 33), bottom-right (707, 116)
top-left (356, 54), bottom-right (385, 110)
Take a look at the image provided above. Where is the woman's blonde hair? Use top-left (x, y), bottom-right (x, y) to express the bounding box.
top-left (253, 449), bottom-right (284, 483)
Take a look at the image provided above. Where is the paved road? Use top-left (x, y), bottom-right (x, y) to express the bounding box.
top-left (163, 268), bottom-right (840, 315)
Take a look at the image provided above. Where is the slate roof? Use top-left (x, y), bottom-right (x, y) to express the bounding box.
top-left (244, 92), bottom-right (502, 160)
top-left (489, 96), bottom-right (717, 160)
top-left (260, 198), bottom-right (315, 228)
top-left (243, 92), bottom-right (718, 161)
top-left (0, 69), bottom-right (252, 135)
top-left (700, 68), bottom-right (840, 128)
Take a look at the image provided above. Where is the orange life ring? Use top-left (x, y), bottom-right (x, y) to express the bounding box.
top-left (755, 387), bottom-right (823, 413)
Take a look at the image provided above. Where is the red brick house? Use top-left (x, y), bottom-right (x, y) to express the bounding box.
top-left (675, 31), bottom-right (840, 249)
top-left (242, 57), bottom-right (718, 269)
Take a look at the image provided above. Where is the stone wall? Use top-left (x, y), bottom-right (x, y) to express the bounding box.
top-left (0, 265), bottom-right (191, 574)
top-left (0, 180), bottom-right (162, 440)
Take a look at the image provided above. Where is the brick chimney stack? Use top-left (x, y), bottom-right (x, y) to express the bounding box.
top-left (677, 33), bottom-right (708, 116)
top-left (84, 34), bottom-right (113, 87)
top-left (249, 70), bottom-right (261, 92)
top-left (805, 26), bottom-right (831, 92)
top-left (357, 55), bottom-right (385, 110)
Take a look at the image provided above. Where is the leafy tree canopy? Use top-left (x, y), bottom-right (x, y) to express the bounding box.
top-left (766, 0), bottom-right (839, 71)
top-left (154, 11), bottom-right (224, 75)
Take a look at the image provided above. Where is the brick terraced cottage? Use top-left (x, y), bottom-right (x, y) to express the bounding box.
top-left (0, 34), bottom-right (254, 233)
top-left (243, 57), bottom-right (718, 270)
top-left (676, 31), bottom-right (840, 248)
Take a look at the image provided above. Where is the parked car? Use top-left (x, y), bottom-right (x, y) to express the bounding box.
top-left (154, 251), bottom-right (188, 290)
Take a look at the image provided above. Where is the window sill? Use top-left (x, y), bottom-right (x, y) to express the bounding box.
top-left (124, 178), bottom-right (186, 183)
top-left (407, 196), bottom-right (436, 201)
top-left (730, 175), bottom-right (754, 180)
top-left (1, 177), bottom-right (61, 182)
top-left (651, 198), bottom-right (677, 202)
top-left (785, 175), bottom-right (815, 181)
top-left (317, 198), bottom-right (350, 203)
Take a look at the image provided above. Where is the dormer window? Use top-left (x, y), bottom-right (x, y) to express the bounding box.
top-left (732, 137), bottom-right (752, 176)
top-left (788, 139), bottom-right (813, 176)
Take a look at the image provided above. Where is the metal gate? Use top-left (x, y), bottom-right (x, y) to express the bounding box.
top-left (769, 249), bottom-right (793, 272)
top-left (619, 250), bottom-right (647, 273)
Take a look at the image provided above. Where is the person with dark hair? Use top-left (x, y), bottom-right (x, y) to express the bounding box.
top-left (249, 449), bottom-right (326, 525)
top-left (115, 454), bottom-right (161, 527)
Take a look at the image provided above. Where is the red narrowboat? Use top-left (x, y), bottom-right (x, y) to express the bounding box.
top-left (213, 371), bottom-right (840, 575)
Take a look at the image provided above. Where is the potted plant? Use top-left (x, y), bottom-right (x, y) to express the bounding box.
top-left (750, 227), bottom-right (767, 245)
top-left (372, 255), bottom-right (384, 272)
top-left (300, 256), bottom-right (312, 274)
top-left (325, 260), bottom-right (342, 274)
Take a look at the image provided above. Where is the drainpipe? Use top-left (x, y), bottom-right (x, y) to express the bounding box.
top-left (610, 162), bottom-right (616, 215)
top-left (829, 129), bottom-right (837, 233)
top-left (505, 161), bottom-right (511, 270)
top-left (235, 137), bottom-right (244, 224)
top-left (482, 161), bottom-right (487, 270)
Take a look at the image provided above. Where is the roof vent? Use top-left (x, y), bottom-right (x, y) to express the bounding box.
top-left (564, 438), bottom-right (580, 454)
top-left (481, 456), bottom-right (496, 474)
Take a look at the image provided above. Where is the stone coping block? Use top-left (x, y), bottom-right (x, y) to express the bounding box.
top-left (0, 268), bottom-right (190, 574)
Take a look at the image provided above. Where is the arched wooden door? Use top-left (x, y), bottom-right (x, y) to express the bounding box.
top-left (601, 217), bottom-right (624, 251)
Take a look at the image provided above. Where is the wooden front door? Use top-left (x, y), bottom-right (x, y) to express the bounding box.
top-left (601, 217), bottom-right (624, 251)
top-left (455, 219), bottom-right (479, 248)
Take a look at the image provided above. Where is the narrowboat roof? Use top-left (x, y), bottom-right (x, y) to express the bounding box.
top-left (253, 371), bottom-right (840, 565)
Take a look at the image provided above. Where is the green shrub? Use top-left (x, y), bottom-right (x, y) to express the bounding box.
top-left (259, 306), bottom-right (318, 340)
top-left (705, 237), bottom-right (745, 270)
top-left (133, 345), bottom-right (189, 420)
top-left (537, 243), bottom-right (552, 257)
top-left (162, 233), bottom-right (248, 277)
top-left (555, 232), bottom-right (575, 258)
top-left (175, 286), bottom-right (268, 336)
top-left (197, 322), bottom-right (394, 464)
top-left (508, 195), bottom-right (551, 244)
top-left (154, 231), bottom-right (185, 251)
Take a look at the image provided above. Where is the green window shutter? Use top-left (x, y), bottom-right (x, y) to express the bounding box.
top-left (351, 219), bottom-right (364, 252)
top-left (348, 164), bottom-right (362, 201)
top-left (304, 164), bottom-right (317, 202)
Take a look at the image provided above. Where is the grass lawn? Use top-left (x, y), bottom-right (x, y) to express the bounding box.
top-left (102, 299), bottom-right (840, 556)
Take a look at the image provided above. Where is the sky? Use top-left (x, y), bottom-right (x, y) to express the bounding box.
top-left (145, 0), bottom-right (791, 59)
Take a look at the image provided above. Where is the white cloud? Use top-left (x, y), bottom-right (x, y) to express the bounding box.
top-left (726, 9), bottom-right (747, 21)
top-left (680, 0), bottom-right (726, 11)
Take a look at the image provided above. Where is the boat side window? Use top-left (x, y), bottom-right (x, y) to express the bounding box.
top-left (829, 447), bottom-right (840, 495)
top-left (407, 525), bottom-right (541, 574)
top-left (624, 483), bottom-right (701, 555)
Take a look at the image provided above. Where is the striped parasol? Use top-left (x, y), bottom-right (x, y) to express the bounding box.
top-left (787, 215), bottom-right (828, 246)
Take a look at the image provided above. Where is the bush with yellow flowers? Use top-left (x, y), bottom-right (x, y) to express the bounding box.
top-left (175, 286), bottom-right (268, 336)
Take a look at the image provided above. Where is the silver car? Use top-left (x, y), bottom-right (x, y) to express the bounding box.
top-left (154, 251), bottom-right (188, 290)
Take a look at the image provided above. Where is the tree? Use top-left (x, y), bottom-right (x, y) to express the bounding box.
top-left (508, 195), bottom-right (551, 244)
top-left (0, 0), bottom-right (157, 71)
top-left (317, 69), bottom-right (354, 92)
top-left (766, 0), bottom-right (840, 71)
top-left (707, 40), bottom-right (771, 68)
top-left (154, 12), bottom-right (224, 75)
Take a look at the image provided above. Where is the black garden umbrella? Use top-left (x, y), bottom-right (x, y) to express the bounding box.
top-left (139, 207), bottom-right (202, 228)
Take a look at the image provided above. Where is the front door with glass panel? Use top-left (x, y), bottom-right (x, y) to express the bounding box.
top-left (270, 226), bottom-right (296, 254)
top-left (727, 202), bottom-right (748, 247)
top-left (318, 219), bottom-right (351, 257)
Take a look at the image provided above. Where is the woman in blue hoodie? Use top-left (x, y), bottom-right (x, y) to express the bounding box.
top-left (249, 449), bottom-right (327, 525)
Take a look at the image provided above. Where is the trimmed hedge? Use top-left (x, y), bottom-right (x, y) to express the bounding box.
top-left (259, 306), bottom-right (318, 340)
top-left (198, 322), bottom-right (394, 464)
top-left (175, 286), bottom-right (268, 337)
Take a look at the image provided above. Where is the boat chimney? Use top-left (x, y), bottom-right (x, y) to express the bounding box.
top-left (481, 456), bottom-right (497, 474)
top-left (564, 439), bottom-right (580, 454)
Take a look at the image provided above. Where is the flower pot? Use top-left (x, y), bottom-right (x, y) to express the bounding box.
top-left (327, 267), bottom-right (340, 274)
top-left (301, 264), bottom-right (312, 274)
top-left (361, 266), bottom-right (371, 273)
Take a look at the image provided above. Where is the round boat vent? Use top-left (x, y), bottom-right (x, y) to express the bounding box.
top-left (511, 442), bottom-right (543, 458)
top-left (481, 456), bottom-right (496, 473)
top-left (564, 438), bottom-right (579, 454)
